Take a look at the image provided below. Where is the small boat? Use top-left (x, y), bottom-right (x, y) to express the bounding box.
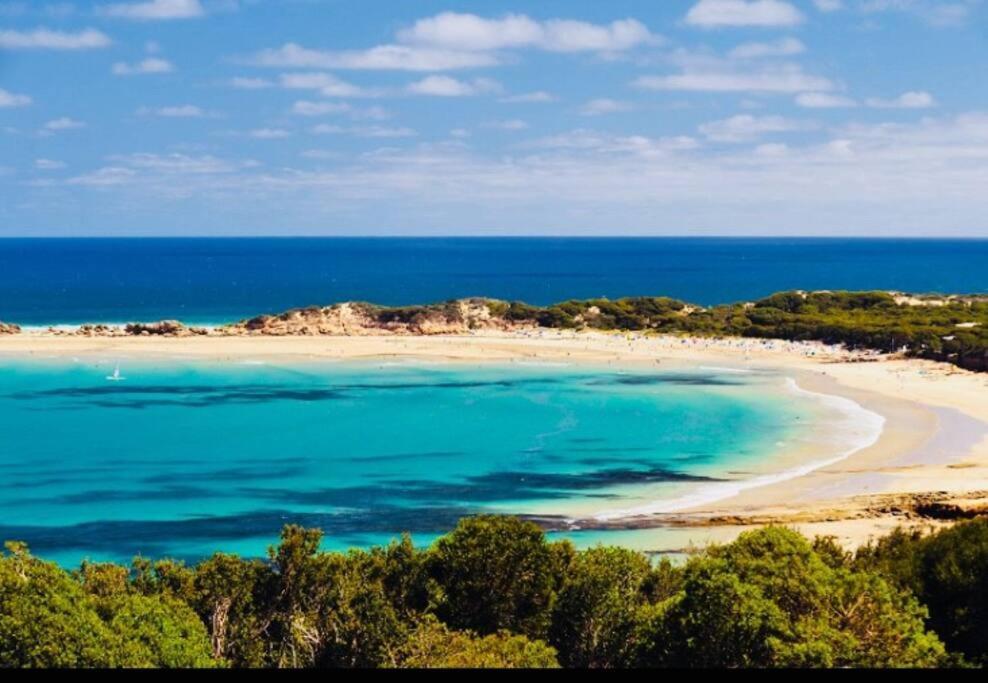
top-left (106, 364), bottom-right (126, 382)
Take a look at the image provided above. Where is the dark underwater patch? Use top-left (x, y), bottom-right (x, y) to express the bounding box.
top-left (142, 464), bottom-right (308, 485)
top-left (4, 375), bottom-right (564, 410)
top-left (0, 506), bottom-right (478, 557)
top-left (4, 485), bottom-right (226, 508)
top-left (242, 465), bottom-right (721, 508)
top-left (588, 373), bottom-right (744, 387)
top-left (348, 450), bottom-right (468, 463)
top-left (8, 384), bottom-right (348, 409)
top-left (0, 464), bottom-right (722, 558)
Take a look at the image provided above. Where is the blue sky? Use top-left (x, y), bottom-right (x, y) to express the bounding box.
top-left (1, 0), bottom-right (986, 236)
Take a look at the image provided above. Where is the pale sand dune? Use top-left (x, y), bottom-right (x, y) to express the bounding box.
top-left (2, 328), bottom-right (986, 548)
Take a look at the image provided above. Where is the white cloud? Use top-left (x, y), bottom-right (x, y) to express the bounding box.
top-left (278, 72), bottom-right (378, 98)
top-left (539, 18), bottom-right (657, 52)
top-left (0, 88), bottom-right (31, 108)
top-left (125, 153), bottom-right (243, 173)
top-left (290, 101), bottom-right (352, 117)
top-left (249, 128), bottom-right (291, 139)
top-left (528, 129), bottom-right (701, 157)
top-left (699, 114), bottom-right (812, 142)
top-left (67, 167), bottom-right (137, 186)
top-left (579, 98), bottom-right (634, 116)
top-left (500, 91), bottom-right (556, 103)
top-left (635, 64), bottom-right (834, 93)
top-left (812, 0), bottom-right (844, 11)
top-left (137, 105), bottom-right (207, 117)
top-left (45, 113), bottom-right (988, 235)
top-left (112, 58), bottom-right (174, 75)
top-left (312, 124), bottom-right (417, 138)
top-left (67, 153), bottom-right (245, 186)
top-left (287, 99), bottom-right (389, 120)
top-left (248, 13), bottom-right (657, 74)
top-left (754, 142), bottom-right (790, 156)
top-left (729, 37), bottom-right (805, 59)
top-left (44, 117), bottom-right (85, 130)
top-left (397, 12), bottom-right (657, 53)
top-left (865, 90), bottom-right (936, 109)
top-left (34, 159), bottom-right (66, 170)
top-left (396, 12), bottom-right (542, 51)
top-left (795, 92), bottom-right (857, 108)
top-left (406, 75), bottom-right (501, 97)
top-left (101, 0), bottom-right (204, 20)
top-left (251, 43), bottom-right (497, 72)
top-left (685, 0), bottom-right (805, 28)
top-left (0, 27), bottom-right (111, 49)
top-left (483, 119), bottom-right (529, 131)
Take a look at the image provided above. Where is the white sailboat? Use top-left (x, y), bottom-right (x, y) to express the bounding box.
top-left (106, 364), bottom-right (126, 382)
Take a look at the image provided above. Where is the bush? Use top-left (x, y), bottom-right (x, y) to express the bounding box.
top-left (429, 516), bottom-right (570, 639)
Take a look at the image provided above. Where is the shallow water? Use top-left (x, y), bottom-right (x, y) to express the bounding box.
top-left (0, 359), bottom-right (839, 565)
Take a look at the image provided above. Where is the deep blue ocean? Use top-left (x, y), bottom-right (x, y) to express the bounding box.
top-left (1, 238), bottom-right (985, 325)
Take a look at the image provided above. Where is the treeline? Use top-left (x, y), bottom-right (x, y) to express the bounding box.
top-left (4, 516), bottom-right (988, 668)
top-left (355, 291), bottom-right (988, 371)
top-left (482, 291), bottom-right (988, 371)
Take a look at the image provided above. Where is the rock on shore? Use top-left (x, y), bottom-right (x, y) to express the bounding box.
top-left (50, 320), bottom-right (209, 337)
top-left (221, 299), bottom-right (529, 336)
top-left (0, 322), bottom-right (20, 335)
top-left (19, 300), bottom-right (528, 338)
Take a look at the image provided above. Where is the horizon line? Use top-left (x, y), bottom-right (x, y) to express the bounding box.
top-left (2, 234), bottom-right (988, 241)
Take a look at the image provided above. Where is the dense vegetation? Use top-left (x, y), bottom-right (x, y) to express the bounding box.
top-left (485, 291), bottom-right (988, 372)
top-left (357, 291), bottom-right (988, 371)
top-left (5, 516), bottom-right (988, 668)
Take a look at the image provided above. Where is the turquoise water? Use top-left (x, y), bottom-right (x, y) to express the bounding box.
top-left (0, 359), bottom-right (816, 566)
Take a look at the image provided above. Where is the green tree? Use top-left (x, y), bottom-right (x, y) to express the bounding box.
top-left (640, 560), bottom-right (786, 667)
top-left (265, 525), bottom-right (333, 668)
top-left (638, 528), bottom-right (946, 668)
top-left (429, 516), bottom-right (569, 639)
top-left (549, 546), bottom-right (655, 668)
top-left (315, 550), bottom-right (409, 668)
top-left (0, 543), bottom-right (136, 667)
top-left (394, 615), bottom-right (559, 668)
top-left (857, 519), bottom-right (988, 664)
top-left (101, 594), bottom-right (217, 668)
top-left (0, 542), bottom-right (215, 668)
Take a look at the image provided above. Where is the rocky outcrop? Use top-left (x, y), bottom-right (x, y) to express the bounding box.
top-left (48, 320), bottom-right (209, 338)
top-left (123, 320), bottom-right (208, 337)
top-left (221, 299), bottom-right (530, 336)
top-left (26, 301), bottom-right (527, 338)
top-left (71, 324), bottom-right (122, 337)
top-left (0, 321), bottom-right (20, 335)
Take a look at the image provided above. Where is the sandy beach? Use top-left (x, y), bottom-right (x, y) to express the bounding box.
top-left (2, 328), bottom-right (987, 550)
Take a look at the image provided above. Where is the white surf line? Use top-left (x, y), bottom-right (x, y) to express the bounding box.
top-left (591, 376), bottom-right (886, 520)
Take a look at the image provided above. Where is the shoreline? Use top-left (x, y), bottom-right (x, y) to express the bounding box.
top-left (1, 328), bottom-right (986, 549)
top-left (589, 375), bottom-right (886, 520)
